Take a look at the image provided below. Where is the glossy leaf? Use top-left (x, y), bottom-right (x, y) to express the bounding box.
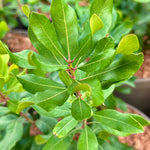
top-left (82, 53), bottom-right (143, 87)
top-left (33, 102), bottom-right (71, 117)
top-left (94, 36), bottom-right (115, 55)
top-left (94, 109), bottom-right (149, 135)
top-left (78, 125), bottom-right (98, 150)
top-left (0, 118), bottom-right (23, 150)
top-left (72, 33), bottom-right (92, 65)
top-left (90, 0), bottom-right (113, 40)
top-left (59, 70), bottom-right (73, 87)
top-left (51, 0), bottom-right (78, 59)
top-left (7, 50), bottom-right (35, 69)
top-left (17, 89), bottom-right (69, 113)
top-left (90, 14), bottom-right (103, 35)
top-left (83, 79), bottom-right (104, 106)
top-left (79, 49), bottom-right (115, 72)
top-left (28, 52), bottom-right (67, 73)
top-left (68, 83), bottom-right (91, 95)
top-left (43, 134), bottom-right (72, 150)
top-left (53, 116), bottom-right (78, 138)
top-left (28, 12), bottom-right (66, 64)
top-left (116, 34), bottom-right (139, 55)
top-left (71, 98), bottom-right (92, 121)
top-left (17, 74), bottom-right (65, 94)
top-left (102, 84), bottom-right (115, 100)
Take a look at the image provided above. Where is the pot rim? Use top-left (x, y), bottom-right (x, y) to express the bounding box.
top-left (127, 103), bottom-right (150, 121)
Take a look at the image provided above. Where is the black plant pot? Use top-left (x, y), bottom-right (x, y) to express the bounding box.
top-left (115, 78), bottom-right (150, 117)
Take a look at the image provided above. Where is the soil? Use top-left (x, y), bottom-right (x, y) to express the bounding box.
top-left (118, 106), bottom-right (150, 150)
top-left (2, 31), bottom-right (37, 52)
top-left (30, 124), bottom-right (42, 136)
top-left (135, 50), bottom-right (150, 78)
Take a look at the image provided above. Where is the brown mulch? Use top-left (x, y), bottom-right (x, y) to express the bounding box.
top-left (2, 31), bottom-right (37, 52)
top-left (30, 124), bottom-right (42, 136)
top-left (118, 107), bottom-right (150, 150)
top-left (135, 50), bottom-right (150, 78)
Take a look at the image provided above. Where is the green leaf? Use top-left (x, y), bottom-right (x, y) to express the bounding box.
top-left (0, 114), bottom-right (18, 130)
top-left (78, 125), bottom-right (98, 150)
top-left (36, 116), bottom-right (57, 134)
top-left (104, 94), bottom-right (116, 109)
top-left (98, 137), bottom-right (133, 150)
top-left (98, 138), bottom-right (113, 150)
top-left (7, 100), bottom-right (19, 113)
top-left (102, 84), bottom-right (115, 99)
top-left (35, 135), bottom-right (50, 145)
top-left (6, 76), bottom-right (24, 93)
top-left (17, 74), bottom-right (66, 94)
top-left (0, 77), bottom-right (4, 90)
top-left (109, 136), bottom-right (133, 150)
top-left (90, 0), bottom-right (113, 41)
top-left (28, 52), bottom-right (67, 73)
top-left (90, 14), bottom-right (103, 35)
top-left (17, 89), bottom-right (69, 113)
top-left (72, 33), bottom-right (92, 65)
top-left (82, 53), bottom-right (143, 87)
top-left (43, 134), bottom-right (72, 150)
top-left (116, 34), bottom-right (139, 55)
top-left (0, 54), bottom-right (9, 77)
top-left (0, 106), bottom-right (10, 116)
top-left (94, 36), bottom-right (115, 55)
top-left (110, 21), bottom-right (133, 42)
top-left (0, 41), bottom-right (8, 54)
top-left (94, 109), bottom-right (148, 135)
top-left (68, 83), bottom-right (91, 95)
top-left (79, 49), bottom-right (115, 72)
top-left (33, 102), bottom-right (71, 117)
top-left (83, 79), bottom-right (104, 106)
top-left (0, 118), bottom-right (23, 150)
top-left (22, 5), bottom-right (30, 18)
top-left (51, 0), bottom-right (78, 59)
top-left (59, 70), bottom-right (73, 87)
top-left (133, 0), bottom-right (150, 3)
top-left (0, 21), bottom-right (9, 39)
top-left (7, 50), bottom-right (35, 69)
top-left (28, 12), bottom-right (66, 64)
top-left (71, 98), bottom-right (92, 121)
top-left (115, 97), bottom-right (128, 111)
top-left (53, 116), bottom-right (78, 138)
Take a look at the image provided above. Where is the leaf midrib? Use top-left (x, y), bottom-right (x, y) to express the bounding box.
top-left (20, 78), bottom-right (65, 90)
top-left (61, 0), bottom-right (70, 58)
top-left (94, 114), bottom-right (143, 131)
top-left (81, 63), bottom-right (128, 81)
top-left (55, 118), bottom-right (75, 137)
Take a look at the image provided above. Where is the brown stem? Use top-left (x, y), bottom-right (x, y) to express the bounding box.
top-left (20, 112), bottom-right (35, 124)
top-left (82, 120), bottom-right (87, 128)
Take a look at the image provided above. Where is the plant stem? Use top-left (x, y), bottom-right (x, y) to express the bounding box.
top-left (67, 60), bottom-right (87, 128)
top-left (20, 112), bottom-right (35, 124)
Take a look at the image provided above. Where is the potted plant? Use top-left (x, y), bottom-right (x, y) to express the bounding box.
top-left (0, 0), bottom-right (150, 149)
